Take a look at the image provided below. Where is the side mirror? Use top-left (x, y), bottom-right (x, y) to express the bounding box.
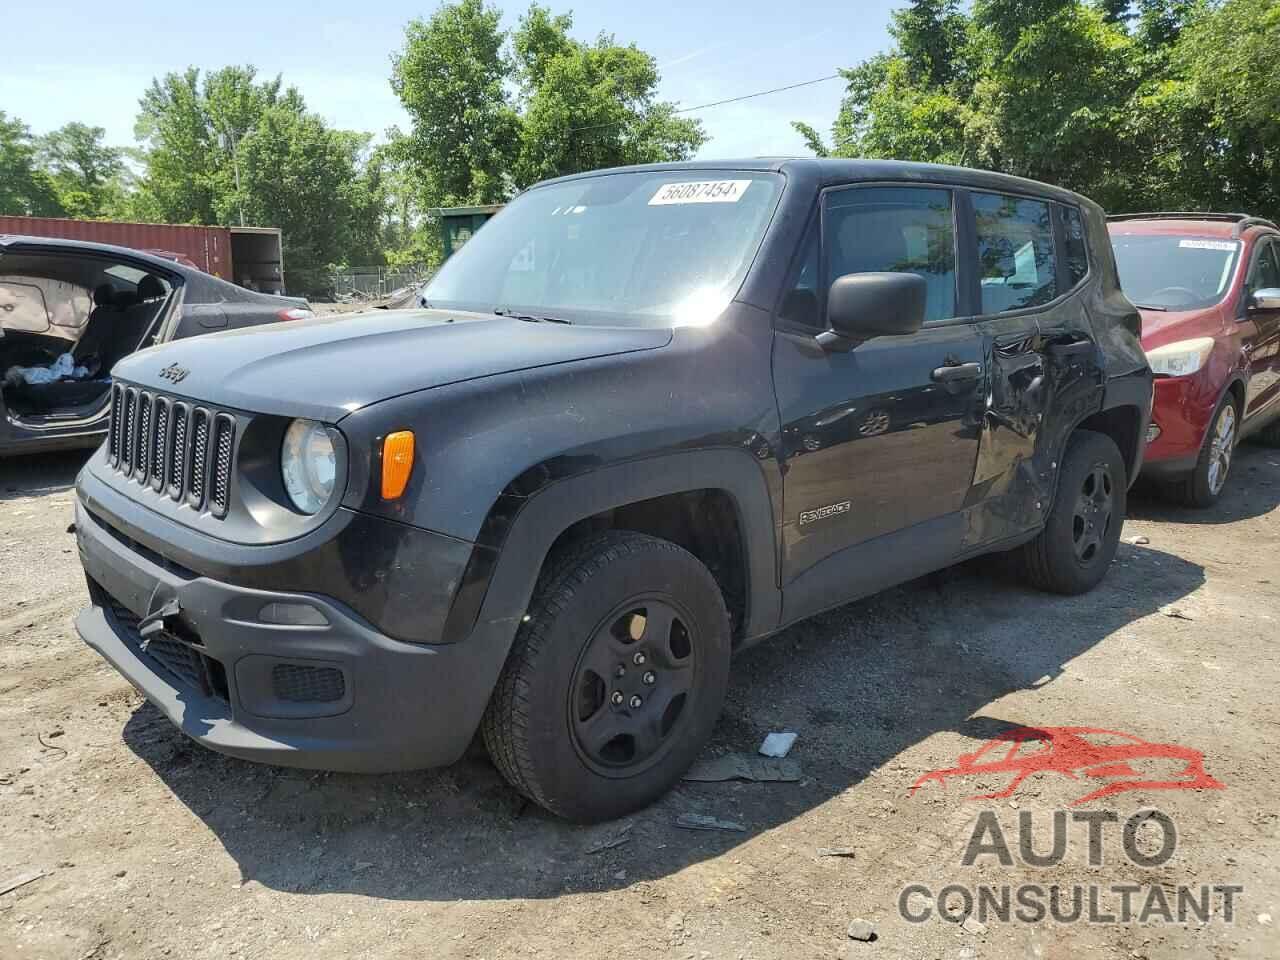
top-left (1250, 287), bottom-right (1280, 311)
top-left (822, 272), bottom-right (926, 350)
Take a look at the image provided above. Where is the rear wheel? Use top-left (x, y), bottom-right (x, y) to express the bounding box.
top-left (1014, 429), bottom-right (1126, 595)
top-left (482, 531), bottom-right (730, 822)
top-left (1169, 395), bottom-right (1237, 507)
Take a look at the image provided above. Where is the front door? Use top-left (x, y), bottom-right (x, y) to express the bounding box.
top-left (1242, 236), bottom-right (1280, 424)
top-left (772, 185), bottom-right (985, 589)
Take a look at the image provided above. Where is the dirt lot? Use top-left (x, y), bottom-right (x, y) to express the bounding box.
top-left (1, 446), bottom-right (1277, 960)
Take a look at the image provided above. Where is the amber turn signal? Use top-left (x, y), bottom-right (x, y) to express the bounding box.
top-left (381, 430), bottom-right (415, 500)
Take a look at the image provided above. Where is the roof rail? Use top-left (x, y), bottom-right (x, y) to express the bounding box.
top-left (1232, 216), bottom-right (1280, 238)
top-left (1105, 212), bottom-right (1252, 223)
top-left (1106, 211), bottom-right (1279, 237)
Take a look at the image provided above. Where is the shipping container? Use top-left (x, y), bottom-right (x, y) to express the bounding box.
top-left (0, 216), bottom-right (287, 293)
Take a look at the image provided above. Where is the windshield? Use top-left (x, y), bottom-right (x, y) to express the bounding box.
top-left (1111, 234), bottom-right (1241, 309)
top-left (421, 171), bottom-right (784, 327)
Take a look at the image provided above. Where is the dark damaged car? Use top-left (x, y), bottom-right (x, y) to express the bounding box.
top-left (1, 235), bottom-right (311, 456)
top-left (72, 160), bottom-right (1152, 821)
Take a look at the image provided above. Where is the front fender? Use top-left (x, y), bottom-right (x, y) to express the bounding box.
top-left (446, 448), bottom-right (783, 647)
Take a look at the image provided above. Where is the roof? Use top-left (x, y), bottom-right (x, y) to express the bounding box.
top-left (0, 233), bottom-right (199, 275)
top-left (531, 157), bottom-right (1094, 206)
top-left (1107, 212), bottom-right (1279, 239)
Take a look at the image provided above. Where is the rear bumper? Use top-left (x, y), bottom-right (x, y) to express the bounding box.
top-left (74, 499), bottom-right (511, 772)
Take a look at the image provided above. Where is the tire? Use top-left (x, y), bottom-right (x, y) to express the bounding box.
top-left (1014, 429), bottom-right (1126, 595)
top-left (1168, 395), bottom-right (1238, 508)
top-left (481, 531), bottom-right (731, 822)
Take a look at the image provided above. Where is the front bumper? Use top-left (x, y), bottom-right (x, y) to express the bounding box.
top-left (74, 499), bottom-right (510, 772)
top-left (1140, 373), bottom-right (1218, 476)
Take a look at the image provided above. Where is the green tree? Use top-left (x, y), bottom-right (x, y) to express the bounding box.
top-left (134, 65), bottom-right (386, 294)
top-left (511, 7), bottom-right (705, 186)
top-left (1147, 0), bottom-right (1280, 216)
top-left (36, 122), bottom-right (128, 219)
top-left (390, 1), bottom-right (705, 206)
top-left (390, 0), bottom-right (521, 206)
top-left (0, 112), bottom-right (63, 217)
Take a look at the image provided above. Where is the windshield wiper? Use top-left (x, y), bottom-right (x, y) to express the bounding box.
top-left (494, 307), bottom-right (572, 324)
top-left (1131, 303), bottom-right (1168, 311)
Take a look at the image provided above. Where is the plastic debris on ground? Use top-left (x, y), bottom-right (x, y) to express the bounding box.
top-left (758, 731), bottom-right (798, 758)
top-left (682, 753), bottom-right (801, 783)
top-left (583, 819), bottom-right (634, 854)
top-left (674, 813), bottom-right (746, 832)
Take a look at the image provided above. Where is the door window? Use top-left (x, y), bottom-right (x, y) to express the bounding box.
top-left (1249, 239), bottom-right (1280, 293)
top-left (824, 186), bottom-right (957, 324)
top-left (973, 193), bottom-right (1058, 314)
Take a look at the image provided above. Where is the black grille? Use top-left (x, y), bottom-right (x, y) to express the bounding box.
top-left (107, 385), bottom-right (235, 516)
top-left (101, 592), bottom-right (226, 702)
top-left (272, 664), bottom-right (346, 703)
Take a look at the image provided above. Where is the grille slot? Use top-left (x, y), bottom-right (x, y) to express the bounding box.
top-left (108, 386), bottom-right (123, 464)
top-left (121, 388), bottom-right (137, 472)
top-left (272, 664), bottom-right (346, 703)
top-left (135, 393), bottom-right (152, 483)
top-left (105, 386), bottom-right (236, 518)
top-left (211, 415), bottom-right (234, 516)
top-left (188, 409), bottom-right (210, 507)
top-left (150, 398), bottom-right (170, 491)
top-left (169, 402), bottom-right (187, 498)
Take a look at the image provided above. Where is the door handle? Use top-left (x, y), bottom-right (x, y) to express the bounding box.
top-left (931, 362), bottom-right (983, 383)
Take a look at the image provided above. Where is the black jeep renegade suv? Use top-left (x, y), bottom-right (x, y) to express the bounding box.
top-left (73, 159), bottom-right (1152, 821)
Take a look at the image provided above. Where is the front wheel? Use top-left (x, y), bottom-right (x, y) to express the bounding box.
top-left (1169, 395), bottom-right (1237, 508)
top-left (482, 531), bottom-right (731, 822)
top-left (1014, 429), bottom-right (1126, 595)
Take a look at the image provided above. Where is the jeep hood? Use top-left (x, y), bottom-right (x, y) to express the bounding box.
top-left (112, 308), bottom-right (672, 421)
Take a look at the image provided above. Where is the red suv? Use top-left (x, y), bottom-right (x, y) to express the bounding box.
top-left (1109, 213), bottom-right (1280, 505)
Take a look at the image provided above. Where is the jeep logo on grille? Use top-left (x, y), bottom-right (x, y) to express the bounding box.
top-left (159, 363), bottom-right (190, 383)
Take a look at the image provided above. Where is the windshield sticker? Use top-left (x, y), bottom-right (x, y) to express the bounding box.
top-left (1178, 239), bottom-right (1236, 251)
top-left (649, 180), bottom-right (752, 205)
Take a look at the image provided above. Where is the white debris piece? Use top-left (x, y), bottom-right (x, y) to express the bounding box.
top-left (758, 731), bottom-right (798, 758)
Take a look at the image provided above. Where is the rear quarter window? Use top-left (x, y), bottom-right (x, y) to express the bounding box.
top-left (1061, 205), bottom-right (1090, 287)
top-left (973, 192), bottom-right (1058, 314)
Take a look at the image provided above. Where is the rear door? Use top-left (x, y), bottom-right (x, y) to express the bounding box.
top-left (966, 193), bottom-right (1104, 546)
top-left (772, 184), bottom-right (986, 588)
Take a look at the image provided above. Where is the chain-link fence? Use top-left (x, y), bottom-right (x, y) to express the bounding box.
top-left (330, 265), bottom-right (434, 303)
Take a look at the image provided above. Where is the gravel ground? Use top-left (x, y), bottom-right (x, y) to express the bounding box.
top-left (1, 446), bottom-right (1277, 960)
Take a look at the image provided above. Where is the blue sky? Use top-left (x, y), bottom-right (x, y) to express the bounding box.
top-left (5, 0), bottom-right (903, 158)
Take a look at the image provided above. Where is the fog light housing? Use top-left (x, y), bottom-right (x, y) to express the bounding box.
top-left (1146, 421), bottom-right (1162, 443)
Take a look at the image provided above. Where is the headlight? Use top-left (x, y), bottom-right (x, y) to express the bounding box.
top-left (1145, 337), bottom-right (1215, 378)
top-left (281, 419), bottom-right (336, 514)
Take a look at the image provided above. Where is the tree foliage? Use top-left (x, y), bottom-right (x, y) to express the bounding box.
top-left (391, 1), bottom-right (706, 207)
top-left (35, 122), bottom-right (129, 219)
top-left (132, 66), bottom-right (387, 293)
top-left (800, 0), bottom-right (1280, 221)
top-left (0, 112), bottom-right (63, 217)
